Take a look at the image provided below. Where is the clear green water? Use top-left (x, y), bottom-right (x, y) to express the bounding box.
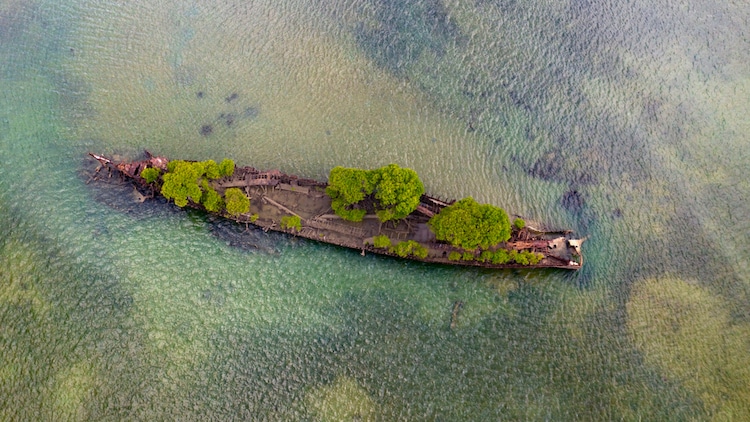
top-left (1, 0), bottom-right (749, 419)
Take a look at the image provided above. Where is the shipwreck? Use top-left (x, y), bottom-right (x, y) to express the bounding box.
top-left (89, 152), bottom-right (584, 270)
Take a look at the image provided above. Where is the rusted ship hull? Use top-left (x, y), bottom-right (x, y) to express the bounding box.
top-left (89, 153), bottom-right (583, 270)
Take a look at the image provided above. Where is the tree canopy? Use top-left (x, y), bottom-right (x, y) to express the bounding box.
top-left (224, 187), bottom-right (250, 216)
top-left (371, 164), bottom-right (424, 222)
top-left (204, 159), bottom-right (235, 179)
top-left (427, 197), bottom-right (511, 250)
top-left (200, 180), bottom-right (224, 212)
top-left (325, 164), bottom-right (424, 222)
top-left (218, 159), bottom-right (235, 177)
top-left (161, 161), bottom-right (205, 207)
top-left (326, 167), bottom-right (374, 222)
top-left (161, 159), bottom-right (238, 211)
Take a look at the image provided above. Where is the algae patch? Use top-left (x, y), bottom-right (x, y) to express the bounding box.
top-left (305, 376), bottom-right (378, 421)
top-left (627, 276), bottom-right (750, 418)
top-left (0, 237), bottom-right (50, 316)
top-left (49, 362), bottom-right (96, 420)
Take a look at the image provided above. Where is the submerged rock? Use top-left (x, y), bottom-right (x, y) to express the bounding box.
top-left (244, 106), bottom-right (259, 119)
top-left (561, 189), bottom-right (585, 213)
top-left (530, 150), bottom-right (565, 181)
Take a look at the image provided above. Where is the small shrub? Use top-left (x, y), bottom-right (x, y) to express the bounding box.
top-left (480, 250), bottom-right (494, 263)
top-left (428, 197), bottom-right (512, 250)
top-left (514, 218), bottom-right (526, 230)
top-left (412, 244), bottom-right (428, 259)
top-left (462, 252), bottom-right (475, 261)
top-left (390, 240), bottom-right (426, 258)
top-left (528, 252), bottom-right (544, 265)
top-left (448, 251), bottom-right (462, 261)
top-left (249, 213), bottom-right (259, 222)
top-left (372, 235), bottom-right (392, 249)
top-left (491, 249), bottom-right (511, 265)
top-left (511, 250), bottom-right (529, 265)
top-left (391, 241), bottom-right (411, 258)
top-left (281, 215), bottom-right (302, 232)
top-left (141, 167), bottom-right (160, 184)
top-left (161, 159), bottom-right (234, 209)
top-left (502, 250), bottom-right (544, 265)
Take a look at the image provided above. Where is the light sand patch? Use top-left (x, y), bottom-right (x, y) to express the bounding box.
top-left (627, 276), bottom-right (750, 418)
top-left (49, 362), bottom-right (96, 421)
top-left (0, 238), bottom-right (50, 316)
top-left (306, 375), bottom-right (378, 421)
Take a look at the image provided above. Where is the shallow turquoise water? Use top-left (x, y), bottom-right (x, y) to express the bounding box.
top-left (1, 0), bottom-right (749, 419)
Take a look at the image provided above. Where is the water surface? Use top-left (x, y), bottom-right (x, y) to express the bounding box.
top-left (1, 0), bottom-right (749, 419)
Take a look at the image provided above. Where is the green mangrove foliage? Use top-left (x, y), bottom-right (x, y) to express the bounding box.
top-left (326, 166), bottom-right (373, 222)
top-left (371, 235), bottom-right (427, 258)
top-left (224, 188), bottom-right (250, 216)
top-left (448, 248), bottom-right (542, 265)
top-left (390, 240), bottom-right (428, 259)
top-left (427, 197), bottom-right (511, 250)
top-left (372, 235), bottom-right (392, 249)
top-left (280, 215), bottom-right (302, 232)
top-left (161, 159), bottom-right (237, 210)
top-left (205, 158), bottom-right (235, 179)
top-left (200, 180), bottom-right (224, 213)
top-left (509, 250), bottom-right (544, 265)
top-left (326, 164), bottom-right (424, 222)
top-left (140, 167), bottom-right (161, 184)
top-left (371, 164), bottom-right (424, 222)
top-left (161, 161), bottom-right (205, 207)
top-left (514, 218), bottom-right (526, 230)
top-left (491, 249), bottom-right (510, 265)
top-left (490, 249), bottom-right (543, 265)
top-left (219, 159), bottom-right (235, 177)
